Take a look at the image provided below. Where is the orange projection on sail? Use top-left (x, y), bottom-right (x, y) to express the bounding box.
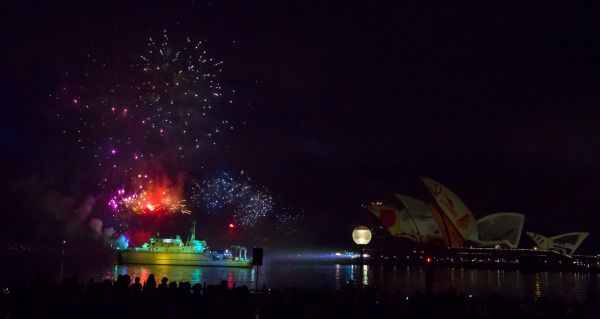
top-left (421, 177), bottom-right (477, 246)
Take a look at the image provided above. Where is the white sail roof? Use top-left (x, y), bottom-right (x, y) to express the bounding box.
top-left (395, 194), bottom-right (443, 243)
top-left (421, 177), bottom-right (477, 242)
top-left (526, 231), bottom-right (589, 256)
top-left (366, 205), bottom-right (419, 241)
top-left (475, 212), bottom-right (525, 248)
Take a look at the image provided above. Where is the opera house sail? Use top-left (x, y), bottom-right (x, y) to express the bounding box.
top-left (475, 213), bottom-right (525, 248)
top-left (365, 177), bottom-right (590, 254)
top-left (421, 177), bottom-right (477, 247)
top-left (526, 232), bottom-right (589, 256)
top-left (394, 194), bottom-right (443, 243)
top-left (366, 202), bottom-right (443, 243)
top-left (366, 205), bottom-right (417, 241)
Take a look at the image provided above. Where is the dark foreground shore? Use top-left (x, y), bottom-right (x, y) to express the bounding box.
top-left (1, 274), bottom-right (599, 319)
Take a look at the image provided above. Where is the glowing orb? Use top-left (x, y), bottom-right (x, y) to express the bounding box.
top-left (352, 226), bottom-right (372, 245)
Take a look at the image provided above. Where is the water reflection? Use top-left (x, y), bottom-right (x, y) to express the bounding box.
top-left (534, 273), bottom-right (542, 300)
top-left (191, 268), bottom-right (202, 284)
top-left (334, 264), bottom-right (341, 289)
top-left (227, 272), bottom-right (234, 289)
top-left (110, 265), bottom-right (256, 287)
top-left (88, 263), bottom-right (600, 303)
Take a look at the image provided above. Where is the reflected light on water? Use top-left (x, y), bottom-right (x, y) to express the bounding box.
top-left (109, 265), bottom-right (260, 287)
top-left (80, 262), bottom-right (600, 303)
top-left (191, 268), bottom-right (202, 284)
top-left (334, 264), bottom-right (341, 290)
top-left (534, 273), bottom-right (542, 300)
top-left (227, 272), bottom-right (235, 289)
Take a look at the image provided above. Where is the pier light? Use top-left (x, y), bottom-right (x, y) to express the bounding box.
top-left (352, 226), bottom-right (372, 245)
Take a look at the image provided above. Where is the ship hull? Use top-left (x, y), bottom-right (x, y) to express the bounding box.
top-left (117, 251), bottom-right (252, 268)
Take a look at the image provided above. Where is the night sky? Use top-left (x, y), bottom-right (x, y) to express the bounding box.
top-left (3, 1), bottom-right (600, 250)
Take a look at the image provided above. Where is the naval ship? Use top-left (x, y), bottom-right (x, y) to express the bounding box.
top-left (115, 222), bottom-right (251, 268)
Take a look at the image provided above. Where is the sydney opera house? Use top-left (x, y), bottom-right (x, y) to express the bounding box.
top-left (367, 177), bottom-right (589, 257)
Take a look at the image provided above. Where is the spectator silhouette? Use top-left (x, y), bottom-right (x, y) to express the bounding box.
top-left (144, 274), bottom-right (156, 292)
top-left (130, 277), bottom-right (142, 292)
top-left (178, 281), bottom-right (191, 295)
top-left (168, 281), bottom-right (178, 292)
top-left (158, 277), bottom-right (169, 291)
top-left (3, 272), bottom-right (598, 319)
top-left (114, 274), bottom-right (131, 290)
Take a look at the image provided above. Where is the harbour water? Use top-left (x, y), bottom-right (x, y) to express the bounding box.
top-left (5, 250), bottom-right (600, 304)
top-left (89, 262), bottom-right (600, 303)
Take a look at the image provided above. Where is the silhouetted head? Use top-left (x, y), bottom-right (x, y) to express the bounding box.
top-left (162, 277), bottom-right (168, 283)
top-left (135, 277), bottom-right (140, 283)
top-left (146, 274), bottom-right (156, 286)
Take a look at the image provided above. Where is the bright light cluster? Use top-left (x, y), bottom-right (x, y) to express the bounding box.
top-left (108, 175), bottom-right (191, 229)
top-left (110, 184), bottom-right (191, 215)
top-left (191, 172), bottom-right (274, 229)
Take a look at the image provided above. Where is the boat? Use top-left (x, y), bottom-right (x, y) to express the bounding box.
top-left (115, 222), bottom-right (252, 268)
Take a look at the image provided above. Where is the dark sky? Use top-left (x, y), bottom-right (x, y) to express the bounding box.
top-left (3, 1), bottom-right (600, 250)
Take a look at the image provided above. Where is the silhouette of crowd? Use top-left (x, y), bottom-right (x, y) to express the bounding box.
top-left (1, 274), bottom-right (599, 318)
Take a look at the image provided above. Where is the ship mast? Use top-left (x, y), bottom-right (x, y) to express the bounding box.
top-left (190, 220), bottom-right (196, 242)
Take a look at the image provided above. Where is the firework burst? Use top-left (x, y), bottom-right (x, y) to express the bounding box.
top-left (54, 30), bottom-right (235, 229)
top-left (274, 205), bottom-right (304, 235)
top-left (191, 172), bottom-right (274, 229)
top-left (137, 30), bottom-right (233, 148)
top-left (56, 30), bottom-right (232, 168)
top-left (107, 174), bottom-right (190, 231)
